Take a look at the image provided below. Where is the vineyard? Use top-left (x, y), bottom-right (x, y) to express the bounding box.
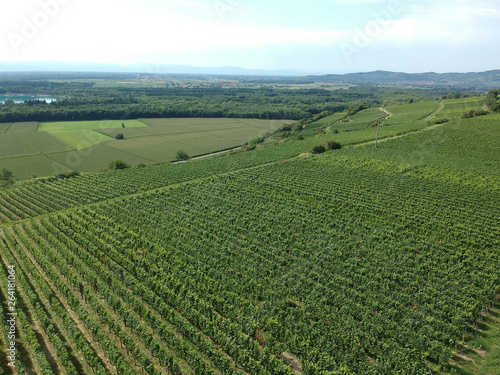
top-left (0, 99), bottom-right (499, 374)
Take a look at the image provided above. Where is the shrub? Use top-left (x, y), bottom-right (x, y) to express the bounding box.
top-left (176, 150), bottom-right (189, 161)
top-left (462, 109), bottom-right (489, 119)
top-left (108, 160), bottom-right (130, 170)
top-left (280, 131), bottom-right (291, 139)
top-left (327, 140), bottom-right (342, 150)
top-left (115, 133), bottom-right (124, 140)
top-left (428, 118), bottom-right (450, 125)
top-left (311, 144), bottom-right (326, 154)
top-left (291, 123), bottom-right (304, 133)
top-left (1, 168), bottom-right (14, 188)
top-left (249, 136), bottom-right (266, 145)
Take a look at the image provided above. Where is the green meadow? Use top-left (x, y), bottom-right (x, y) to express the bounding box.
top-left (38, 119), bottom-right (148, 149)
top-left (0, 118), bottom-right (291, 178)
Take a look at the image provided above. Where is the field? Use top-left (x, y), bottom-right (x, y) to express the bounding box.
top-left (433, 97), bottom-right (487, 121)
top-left (0, 118), bottom-right (291, 178)
top-left (4, 122), bottom-right (39, 133)
top-left (0, 98), bottom-right (498, 374)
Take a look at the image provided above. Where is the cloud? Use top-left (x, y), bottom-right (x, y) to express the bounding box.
top-left (1, 0), bottom-right (499, 73)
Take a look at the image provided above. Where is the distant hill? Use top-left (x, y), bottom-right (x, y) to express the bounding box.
top-left (302, 70), bottom-right (500, 89)
top-left (0, 61), bottom-right (304, 76)
top-left (0, 61), bottom-right (499, 89)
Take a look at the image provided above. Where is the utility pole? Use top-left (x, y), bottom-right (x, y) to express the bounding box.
top-left (375, 113), bottom-right (383, 148)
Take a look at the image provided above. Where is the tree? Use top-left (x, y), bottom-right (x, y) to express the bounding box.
top-left (115, 133), bottom-right (125, 140)
top-left (176, 150), bottom-right (189, 161)
top-left (327, 140), bottom-right (342, 150)
top-left (1, 168), bottom-right (14, 188)
top-left (311, 144), bottom-right (326, 154)
top-left (108, 160), bottom-right (130, 170)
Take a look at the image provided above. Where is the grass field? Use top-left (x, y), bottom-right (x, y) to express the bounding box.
top-left (4, 122), bottom-right (39, 133)
top-left (0, 132), bottom-right (73, 159)
top-left (38, 119), bottom-right (148, 132)
top-left (2, 118), bottom-right (292, 178)
top-left (0, 123), bottom-right (12, 133)
top-left (38, 119), bottom-right (148, 149)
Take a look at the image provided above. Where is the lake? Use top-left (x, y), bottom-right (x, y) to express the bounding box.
top-left (0, 95), bottom-right (58, 104)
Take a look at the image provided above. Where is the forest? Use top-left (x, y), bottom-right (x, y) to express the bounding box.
top-left (0, 72), bottom-right (476, 122)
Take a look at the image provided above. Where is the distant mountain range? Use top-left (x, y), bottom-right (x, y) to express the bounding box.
top-left (0, 61), bottom-right (305, 76)
top-left (0, 61), bottom-right (499, 89)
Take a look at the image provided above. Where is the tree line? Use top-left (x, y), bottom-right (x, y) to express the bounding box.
top-left (0, 76), bottom-right (453, 122)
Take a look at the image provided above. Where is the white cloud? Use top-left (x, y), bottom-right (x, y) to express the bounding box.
top-left (1, 0), bottom-right (499, 72)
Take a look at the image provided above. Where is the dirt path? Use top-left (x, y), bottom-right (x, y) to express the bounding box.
top-left (425, 100), bottom-right (445, 120)
top-left (173, 146), bottom-right (243, 164)
top-left (352, 102), bottom-right (446, 148)
top-left (352, 120), bottom-right (450, 148)
top-left (379, 107), bottom-right (393, 117)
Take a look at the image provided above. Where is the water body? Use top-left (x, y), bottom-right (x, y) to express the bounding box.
top-left (0, 95), bottom-right (58, 104)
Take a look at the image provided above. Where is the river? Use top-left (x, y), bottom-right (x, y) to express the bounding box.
top-left (0, 95), bottom-right (58, 104)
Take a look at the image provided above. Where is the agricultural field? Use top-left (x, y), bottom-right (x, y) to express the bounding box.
top-left (382, 100), bottom-right (440, 126)
top-left (0, 118), bottom-right (291, 179)
top-left (0, 98), bottom-right (498, 374)
top-left (4, 122), bottom-right (39, 133)
top-left (432, 97), bottom-right (486, 121)
top-left (38, 120), bottom-right (149, 149)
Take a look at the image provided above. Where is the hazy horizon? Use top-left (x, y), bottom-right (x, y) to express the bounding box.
top-left (1, 0), bottom-right (499, 74)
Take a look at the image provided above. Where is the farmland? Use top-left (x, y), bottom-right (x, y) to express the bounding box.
top-left (0, 96), bottom-right (498, 374)
top-left (0, 118), bottom-right (290, 178)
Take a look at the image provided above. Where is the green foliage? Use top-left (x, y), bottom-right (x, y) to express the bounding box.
top-left (0, 106), bottom-right (498, 374)
top-left (176, 150), bottom-right (189, 161)
top-left (327, 140), bottom-right (342, 150)
top-left (462, 109), bottom-right (489, 119)
top-left (311, 144), bottom-right (326, 154)
top-left (1, 168), bottom-right (14, 188)
top-left (249, 136), bottom-right (267, 146)
top-left (428, 118), bottom-right (450, 125)
top-left (56, 170), bottom-right (80, 180)
top-left (291, 123), bottom-right (304, 133)
top-left (347, 103), bottom-right (366, 116)
top-left (485, 89), bottom-right (500, 112)
top-left (444, 92), bottom-right (462, 100)
top-left (115, 133), bottom-right (125, 140)
top-left (108, 160), bottom-right (130, 170)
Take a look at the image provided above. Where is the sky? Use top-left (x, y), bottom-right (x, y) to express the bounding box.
top-left (0, 0), bottom-right (499, 74)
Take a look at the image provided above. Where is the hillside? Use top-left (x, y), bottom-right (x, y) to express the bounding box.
top-left (303, 70), bottom-right (500, 89)
top-left (0, 98), bottom-right (498, 374)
